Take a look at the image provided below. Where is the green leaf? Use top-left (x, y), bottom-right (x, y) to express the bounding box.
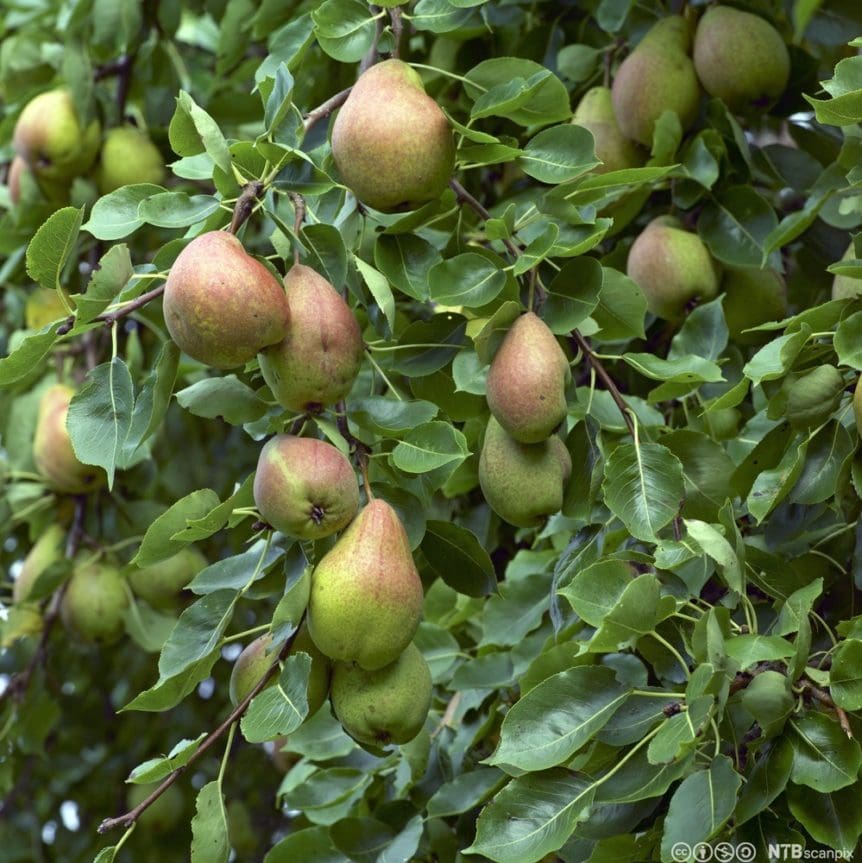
top-left (734, 737), bottom-right (793, 825)
top-left (241, 653), bottom-right (311, 743)
top-left (684, 520), bottom-right (742, 593)
top-left (67, 358), bottom-right (135, 489)
top-left (698, 187), bottom-right (778, 268)
top-left (590, 574), bottom-right (676, 653)
top-left (169, 92), bottom-right (231, 175)
top-left (311, 0), bottom-right (378, 62)
top-left (26, 206), bottom-right (84, 296)
top-left (133, 490), bottom-right (221, 566)
top-left (128, 734), bottom-right (206, 784)
top-left (264, 827), bottom-right (343, 863)
top-left (354, 256), bottom-right (395, 332)
top-left (786, 783), bottom-right (862, 854)
top-left (724, 635), bottom-right (795, 668)
top-left (428, 253), bottom-right (507, 308)
top-left (789, 711), bottom-right (862, 792)
top-left (349, 396), bottom-right (438, 437)
top-left (834, 309), bottom-right (862, 370)
top-left (421, 521), bottom-right (496, 597)
top-left (176, 376), bottom-right (268, 425)
top-left (0, 324), bottom-right (62, 385)
top-left (487, 666), bottom-right (630, 772)
top-left (427, 767), bottom-right (504, 817)
top-left (74, 245), bottom-right (134, 323)
top-left (190, 781), bottom-right (229, 863)
top-left (602, 442), bottom-right (685, 543)
top-left (519, 124), bottom-right (598, 183)
top-left (592, 267), bottom-right (647, 341)
top-left (83, 184), bottom-right (165, 240)
top-left (391, 421), bottom-right (469, 474)
top-left (137, 192), bottom-right (221, 228)
top-left (465, 769), bottom-right (595, 863)
top-left (542, 257), bottom-right (603, 334)
top-left (374, 233), bottom-right (440, 302)
top-left (830, 639), bottom-right (862, 710)
top-left (647, 695), bottom-right (713, 765)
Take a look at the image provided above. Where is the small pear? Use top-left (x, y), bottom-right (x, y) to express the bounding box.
top-left (163, 231), bottom-right (290, 369)
top-left (785, 365), bottom-right (844, 430)
top-left (331, 59), bottom-right (455, 212)
top-left (13, 88), bottom-right (101, 181)
top-left (627, 216), bottom-right (720, 320)
top-left (253, 435), bottom-right (359, 540)
top-left (722, 266), bottom-right (787, 345)
top-left (831, 243), bottom-right (862, 301)
top-left (478, 417), bottom-right (571, 528)
top-left (486, 312), bottom-right (570, 444)
top-left (229, 627), bottom-right (331, 715)
top-left (308, 499), bottom-right (424, 671)
top-left (572, 86), bottom-right (643, 174)
top-left (693, 6), bottom-right (790, 114)
top-left (127, 783), bottom-right (184, 832)
top-left (33, 384), bottom-right (105, 494)
top-left (258, 264), bottom-right (363, 412)
top-left (612, 16), bottom-right (701, 146)
top-left (96, 126), bottom-right (165, 193)
top-left (14, 523), bottom-right (66, 604)
top-left (128, 547), bottom-right (208, 609)
top-left (60, 559), bottom-right (129, 644)
top-left (330, 642), bottom-right (432, 747)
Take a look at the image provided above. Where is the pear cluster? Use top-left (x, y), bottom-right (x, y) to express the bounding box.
top-left (480, 312), bottom-right (572, 527)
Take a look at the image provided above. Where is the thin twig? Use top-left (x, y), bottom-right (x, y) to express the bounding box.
top-left (302, 88), bottom-right (352, 134)
top-left (802, 678), bottom-right (853, 737)
top-left (431, 692), bottom-right (462, 739)
top-left (289, 193), bottom-right (306, 265)
top-left (389, 7), bottom-right (403, 59)
top-left (98, 619), bottom-right (305, 834)
top-left (449, 178), bottom-right (520, 262)
top-left (572, 332), bottom-right (635, 436)
top-left (228, 181), bottom-right (265, 235)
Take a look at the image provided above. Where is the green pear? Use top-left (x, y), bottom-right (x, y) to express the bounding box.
top-left (13, 88), bottom-right (101, 181)
top-left (14, 523), bottom-right (66, 604)
top-left (486, 312), bottom-right (570, 443)
top-left (854, 377), bottom-right (862, 436)
top-left (258, 264), bottom-right (364, 412)
top-left (330, 642), bottom-right (432, 747)
top-left (832, 243), bottom-right (862, 300)
top-left (478, 417), bottom-right (571, 528)
top-left (612, 16), bottom-right (701, 146)
top-left (572, 86), bottom-right (644, 174)
top-left (331, 59), bottom-right (455, 212)
top-left (96, 126), bottom-right (165, 194)
top-left (163, 231), bottom-right (290, 369)
top-left (722, 266), bottom-right (787, 345)
top-left (60, 559), bottom-right (129, 644)
top-left (627, 216), bottom-right (720, 320)
top-left (127, 783), bottom-right (184, 832)
top-left (229, 626), bottom-right (331, 715)
top-left (253, 434), bottom-right (359, 540)
top-left (740, 670), bottom-right (794, 737)
top-left (308, 499), bottom-right (424, 670)
top-left (785, 365), bottom-right (844, 430)
top-left (127, 547), bottom-right (207, 609)
top-left (8, 155), bottom-right (68, 206)
top-left (33, 384), bottom-right (105, 494)
top-left (693, 6), bottom-right (790, 114)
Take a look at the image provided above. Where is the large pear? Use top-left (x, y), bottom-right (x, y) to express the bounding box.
top-left (128, 547), bottom-right (207, 609)
top-left (722, 266), bottom-right (786, 345)
top-left (254, 435), bottom-right (359, 540)
top-left (60, 560), bottom-right (129, 645)
top-left (258, 264), bottom-right (363, 411)
top-left (330, 642), bottom-right (432, 747)
top-left (627, 216), bottom-right (720, 320)
top-left (572, 86), bottom-right (643, 174)
top-left (478, 417), bottom-right (571, 528)
top-left (486, 312), bottom-right (570, 443)
top-left (162, 231), bottom-right (289, 369)
top-left (331, 59), bottom-right (455, 212)
top-left (694, 6), bottom-right (790, 114)
top-left (308, 499), bottom-right (424, 670)
top-left (13, 88), bottom-right (101, 181)
top-left (14, 523), bottom-right (66, 604)
top-left (612, 16), bottom-right (701, 146)
top-left (96, 126), bottom-right (165, 193)
top-left (34, 384), bottom-right (105, 495)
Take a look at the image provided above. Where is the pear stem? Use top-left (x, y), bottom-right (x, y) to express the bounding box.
top-left (389, 7), bottom-right (403, 59)
top-left (97, 616), bottom-right (307, 834)
top-left (289, 193), bottom-right (306, 264)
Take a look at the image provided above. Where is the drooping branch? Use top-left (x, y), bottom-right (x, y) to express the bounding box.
top-left (98, 618), bottom-right (305, 834)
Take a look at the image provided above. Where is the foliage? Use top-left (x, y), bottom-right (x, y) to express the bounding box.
top-left (1, 1), bottom-right (862, 862)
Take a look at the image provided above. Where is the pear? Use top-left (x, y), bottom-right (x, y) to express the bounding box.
top-left (128, 547), bottom-right (207, 609)
top-left (13, 88), bottom-right (101, 181)
top-left (478, 417), bottom-right (571, 528)
top-left (229, 626), bottom-right (331, 715)
top-left (162, 231), bottom-right (290, 369)
top-left (258, 264), bottom-right (363, 412)
top-left (612, 16), bottom-right (701, 146)
top-left (572, 86), bottom-right (643, 174)
top-left (331, 59), bottom-right (455, 212)
top-left (785, 365), bottom-right (844, 430)
top-left (853, 377), bottom-right (862, 436)
top-left (627, 216), bottom-right (720, 320)
top-left (722, 266), bottom-right (787, 345)
top-left (33, 384), bottom-right (105, 494)
top-left (253, 435), bottom-right (359, 540)
top-left (831, 243), bottom-right (862, 301)
top-left (485, 312), bottom-right (570, 444)
top-left (96, 126), bottom-right (165, 194)
top-left (60, 559), bottom-right (129, 644)
top-left (127, 783), bottom-right (184, 832)
top-left (330, 642), bottom-right (432, 747)
top-left (308, 499), bottom-right (424, 670)
top-left (8, 155), bottom-right (67, 206)
top-left (693, 6), bottom-right (790, 114)
top-left (13, 523), bottom-right (66, 604)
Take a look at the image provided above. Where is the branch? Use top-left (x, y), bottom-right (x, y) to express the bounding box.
top-left (449, 178), bottom-right (521, 262)
top-left (288, 192), bottom-right (306, 265)
top-left (389, 7), bottom-right (403, 59)
top-left (335, 400), bottom-right (371, 496)
top-left (228, 180), bottom-right (264, 235)
top-left (302, 88), bottom-right (352, 135)
top-left (98, 618), bottom-right (305, 834)
top-left (56, 284), bottom-right (168, 335)
top-left (802, 678), bottom-right (853, 738)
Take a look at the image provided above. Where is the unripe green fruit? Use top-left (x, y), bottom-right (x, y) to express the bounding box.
top-left (96, 126), bottom-right (165, 193)
top-left (14, 523), bottom-right (65, 604)
top-left (784, 365), bottom-right (845, 430)
top-left (330, 642), bottom-right (432, 747)
top-left (127, 782), bottom-right (184, 832)
top-left (740, 670), bottom-right (794, 736)
top-left (60, 560), bottom-right (129, 645)
top-left (127, 547), bottom-right (207, 609)
top-left (572, 86), bottom-right (643, 174)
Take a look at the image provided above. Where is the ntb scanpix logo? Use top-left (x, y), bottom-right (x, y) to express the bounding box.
top-left (669, 841), bottom-right (854, 861)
